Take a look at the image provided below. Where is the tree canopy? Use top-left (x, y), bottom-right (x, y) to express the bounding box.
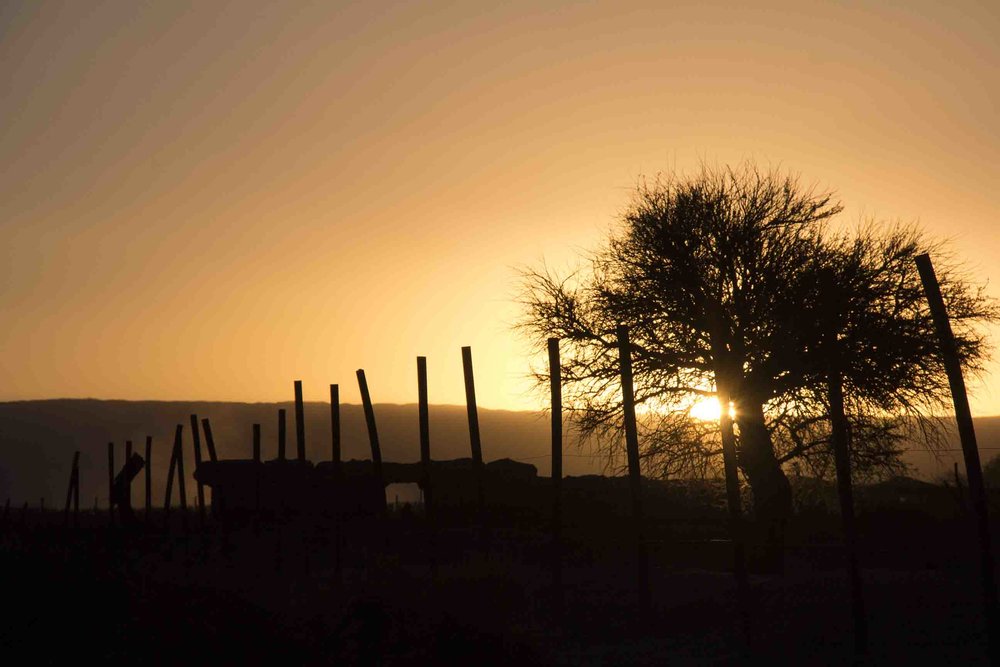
top-left (517, 162), bottom-right (996, 521)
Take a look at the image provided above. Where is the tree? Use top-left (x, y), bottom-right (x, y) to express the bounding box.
top-left (517, 162), bottom-right (996, 561)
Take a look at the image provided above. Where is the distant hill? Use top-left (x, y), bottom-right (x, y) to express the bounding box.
top-left (1, 399), bottom-right (998, 505)
top-left (899, 415), bottom-right (1000, 483)
top-left (0, 399), bottom-right (609, 506)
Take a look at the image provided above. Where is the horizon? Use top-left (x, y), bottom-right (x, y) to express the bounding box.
top-left (5, 396), bottom-right (1000, 423)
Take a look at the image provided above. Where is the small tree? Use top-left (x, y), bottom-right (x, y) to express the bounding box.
top-left (517, 162), bottom-right (996, 560)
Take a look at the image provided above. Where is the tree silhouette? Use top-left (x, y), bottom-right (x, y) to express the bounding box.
top-left (517, 162), bottom-right (996, 564)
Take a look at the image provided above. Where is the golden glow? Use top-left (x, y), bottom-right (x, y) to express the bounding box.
top-left (689, 398), bottom-right (737, 422)
top-left (1, 2), bottom-right (999, 413)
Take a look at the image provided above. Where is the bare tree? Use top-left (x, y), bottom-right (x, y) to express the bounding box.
top-left (517, 162), bottom-right (996, 563)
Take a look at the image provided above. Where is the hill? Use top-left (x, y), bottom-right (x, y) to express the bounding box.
top-left (0, 399), bottom-right (609, 506)
top-left (2, 399), bottom-right (1000, 505)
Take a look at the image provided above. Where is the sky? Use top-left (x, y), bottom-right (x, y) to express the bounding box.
top-left (1, 1), bottom-right (998, 413)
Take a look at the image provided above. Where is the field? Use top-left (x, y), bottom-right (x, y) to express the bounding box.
top-left (2, 480), bottom-right (997, 665)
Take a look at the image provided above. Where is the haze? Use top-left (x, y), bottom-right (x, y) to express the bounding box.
top-left (2, 1), bottom-right (998, 413)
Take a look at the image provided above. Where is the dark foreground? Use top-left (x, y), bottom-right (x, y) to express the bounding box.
top-left (0, 496), bottom-right (996, 666)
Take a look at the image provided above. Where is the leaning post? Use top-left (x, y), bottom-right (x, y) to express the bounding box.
top-left (200, 418), bottom-right (219, 462)
top-left (916, 252), bottom-right (997, 661)
top-left (164, 426), bottom-right (181, 526)
top-left (64, 451), bottom-right (80, 527)
top-left (461, 346), bottom-right (486, 513)
top-left (356, 369), bottom-right (386, 514)
top-left (190, 415), bottom-right (206, 527)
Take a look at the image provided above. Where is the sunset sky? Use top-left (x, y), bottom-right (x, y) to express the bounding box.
top-left (2, 1), bottom-right (998, 413)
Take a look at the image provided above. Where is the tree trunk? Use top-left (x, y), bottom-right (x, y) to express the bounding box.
top-left (735, 398), bottom-right (792, 573)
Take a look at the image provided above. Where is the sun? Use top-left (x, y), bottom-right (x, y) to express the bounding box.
top-left (688, 397), bottom-right (736, 422)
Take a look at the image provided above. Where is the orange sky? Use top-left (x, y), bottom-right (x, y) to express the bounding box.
top-left (2, 1), bottom-right (998, 413)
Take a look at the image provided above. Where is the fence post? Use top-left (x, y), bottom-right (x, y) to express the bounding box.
top-left (72, 453), bottom-right (80, 526)
top-left (461, 346), bottom-right (486, 513)
top-left (278, 409), bottom-right (287, 461)
top-left (123, 440), bottom-right (133, 522)
top-left (199, 418), bottom-right (218, 462)
top-left (172, 424), bottom-right (188, 532)
top-left (616, 325), bottom-right (650, 616)
top-left (294, 380), bottom-right (306, 462)
top-left (917, 252), bottom-right (997, 661)
top-left (417, 357), bottom-right (435, 575)
top-left (356, 369), bottom-right (386, 514)
top-left (190, 415), bottom-right (206, 527)
top-left (107, 442), bottom-right (115, 527)
top-left (548, 338), bottom-right (564, 620)
top-left (331, 383), bottom-right (343, 582)
top-left (253, 423), bottom-right (261, 514)
top-left (828, 367), bottom-right (868, 655)
top-left (64, 451), bottom-right (80, 527)
top-left (145, 436), bottom-right (152, 522)
top-left (163, 425), bottom-right (183, 529)
top-left (330, 385), bottom-right (341, 469)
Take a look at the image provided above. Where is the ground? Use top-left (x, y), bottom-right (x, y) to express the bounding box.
top-left (0, 493), bottom-right (995, 665)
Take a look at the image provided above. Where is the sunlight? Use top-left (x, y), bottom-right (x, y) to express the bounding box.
top-left (689, 397), bottom-right (736, 422)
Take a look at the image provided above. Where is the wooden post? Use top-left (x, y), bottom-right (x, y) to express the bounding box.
top-left (461, 346), bottom-right (486, 512)
top-left (64, 451), bottom-right (80, 526)
top-left (144, 436), bottom-right (152, 522)
top-left (331, 383), bottom-right (343, 582)
top-left (190, 414), bottom-right (206, 526)
top-left (253, 423), bottom-right (261, 513)
top-left (175, 426), bottom-right (188, 514)
top-left (278, 409), bottom-right (287, 461)
top-left (124, 440), bottom-right (133, 514)
top-left (330, 385), bottom-right (341, 470)
top-left (417, 357), bottom-right (435, 575)
top-left (200, 418), bottom-right (219, 462)
top-left (294, 380), bottom-right (306, 462)
top-left (417, 358), bottom-right (433, 516)
top-left (164, 425), bottom-right (182, 525)
top-left (828, 368), bottom-right (868, 655)
top-left (107, 442), bottom-right (115, 527)
top-left (356, 369), bottom-right (386, 512)
top-left (72, 453), bottom-right (80, 525)
top-left (548, 338), bottom-right (564, 618)
top-left (616, 325), bottom-right (650, 616)
top-left (112, 453), bottom-right (145, 527)
top-left (916, 252), bottom-right (998, 660)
